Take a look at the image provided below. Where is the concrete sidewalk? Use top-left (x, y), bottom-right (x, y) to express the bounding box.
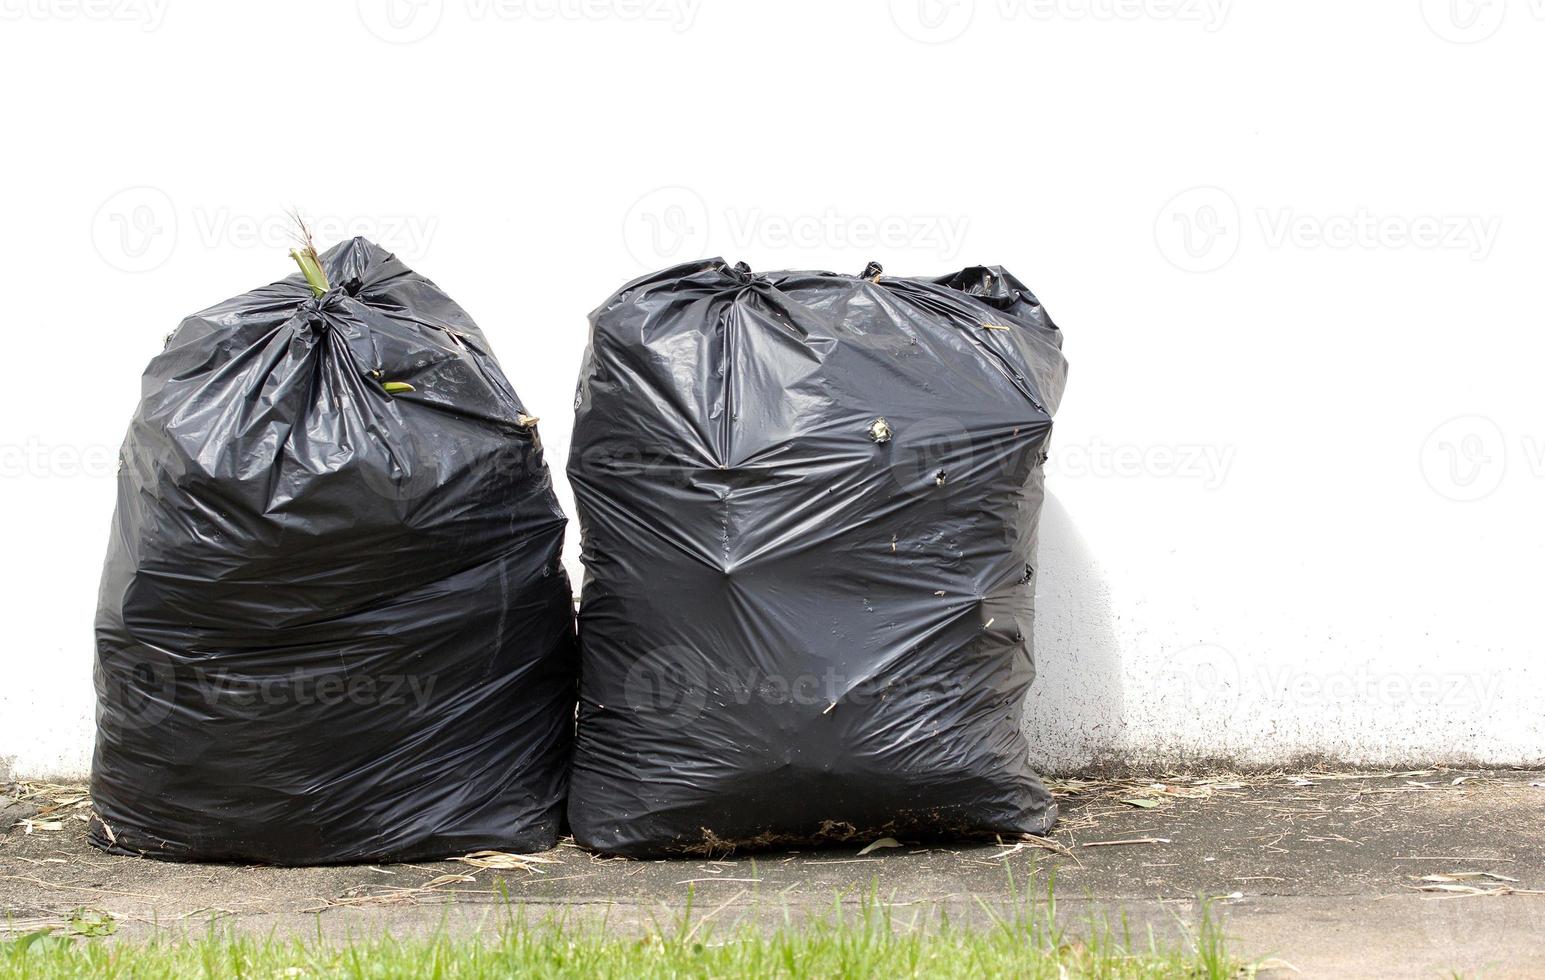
top-left (5, 769), bottom-right (1544, 977)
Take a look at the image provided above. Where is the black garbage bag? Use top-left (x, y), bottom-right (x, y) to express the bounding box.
top-left (567, 259), bottom-right (1068, 856)
top-left (91, 238), bottom-right (577, 865)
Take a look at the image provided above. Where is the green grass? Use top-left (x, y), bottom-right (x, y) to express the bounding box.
top-left (2, 884), bottom-right (1240, 979)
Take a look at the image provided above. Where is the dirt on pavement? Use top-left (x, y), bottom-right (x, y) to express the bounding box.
top-left (4, 768), bottom-right (1544, 978)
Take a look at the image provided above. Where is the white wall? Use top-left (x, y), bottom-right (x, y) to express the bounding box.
top-left (2, 2), bottom-right (1541, 779)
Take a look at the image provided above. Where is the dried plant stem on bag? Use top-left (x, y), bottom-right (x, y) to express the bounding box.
top-left (287, 211), bottom-right (331, 297)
